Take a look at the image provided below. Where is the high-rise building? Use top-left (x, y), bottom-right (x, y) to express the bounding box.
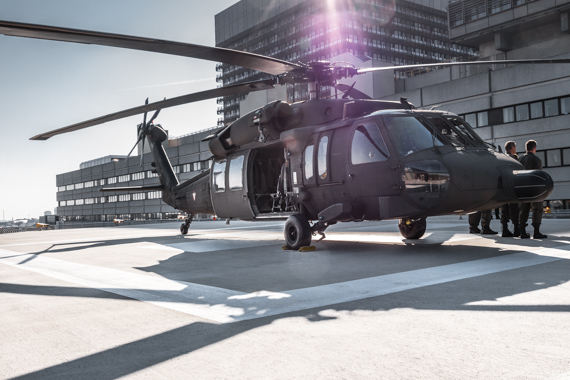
top-left (214, 0), bottom-right (478, 125)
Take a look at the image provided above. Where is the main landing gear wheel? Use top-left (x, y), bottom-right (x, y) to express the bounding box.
top-left (180, 223), bottom-right (189, 235)
top-left (284, 213), bottom-right (312, 250)
top-left (398, 217), bottom-right (427, 239)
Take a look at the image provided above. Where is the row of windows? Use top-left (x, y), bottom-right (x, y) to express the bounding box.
top-left (462, 95), bottom-right (570, 128)
top-left (60, 213), bottom-right (175, 222)
top-left (58, 161), bottom-right (211, 192)
top-left (533, 148), bottom-right (570, 169)
top-left (58, 191), bottom-right (163, 207)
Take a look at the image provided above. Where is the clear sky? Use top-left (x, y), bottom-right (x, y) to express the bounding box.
top-left (0, 0), bottom-right (240, 220)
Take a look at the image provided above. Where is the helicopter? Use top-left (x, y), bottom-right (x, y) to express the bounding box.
top-left (1, 19), bottom-right (564, 249)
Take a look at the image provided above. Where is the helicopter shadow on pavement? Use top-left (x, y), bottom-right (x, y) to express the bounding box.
top-left (5, 233), bottom-right (570, 380)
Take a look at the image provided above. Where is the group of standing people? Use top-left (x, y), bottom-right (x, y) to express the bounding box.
top-left (469, 139), bottom-right (548, 239)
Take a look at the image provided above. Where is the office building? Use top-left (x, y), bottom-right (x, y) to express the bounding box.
top-left (214, 0), bottom-right (478, 125)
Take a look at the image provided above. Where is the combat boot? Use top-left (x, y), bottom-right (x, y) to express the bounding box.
top-left (519, 225), bottom-right (530, 239)
top-left (481, 226), bottom-right (498, 235)
top-left (513, 225), bottom-right (521, 238)
top-left (533, 226), bottom-right (548, 239)
top-left (501, 224), bottom-right (513, 237)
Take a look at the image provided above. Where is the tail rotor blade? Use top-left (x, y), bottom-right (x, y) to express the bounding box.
top-left (139, 137), bottom-right (145, 167)
top-left (142, 98), bottom-right (149, 126)
top-left (148, 98), bottom-right (165, 124)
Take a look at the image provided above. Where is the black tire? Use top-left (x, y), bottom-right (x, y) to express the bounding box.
top-left (180, 223), bottom-right (189, 235)
top-left (284, 214), bottom-right (312, 250)
top-left (398, 218), bottom-right (427, 239)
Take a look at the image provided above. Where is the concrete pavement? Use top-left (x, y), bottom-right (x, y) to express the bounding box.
top-left (1, 216), bottom-right (570, 379)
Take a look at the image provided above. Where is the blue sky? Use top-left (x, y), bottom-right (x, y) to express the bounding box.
top-left (0, 0), bottom-right (239, 220)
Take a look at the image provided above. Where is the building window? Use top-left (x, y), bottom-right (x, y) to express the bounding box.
top-left (544, 99), bottom-right (559, 117)
top-left (108, 196), bottom-right (117, 203)
top-left (477, 111), bottom-right (488, 127)
top-left (108, 177), bottom-right (117, 184)
top-left (119, 194), bottom-right (131, 202)
top-left (530, 102), bottom-right (543, 119)
top-left (515, 104), bottom-right (529, 121)
top-left (547, 150), bottom-right (562, 167)
top-left (148, 191), bottom-right (162, 199)
top-left (503, 107), bottom-right (515, 123)
top-left (118, 174), bottom-right (130, 183)
top-left (561, 96), bottom-right (570, 114)
top-left (75, 183), bottom-right (84, 189)
top-left (563, 148), bottom-right (570, 166)
top-left (464, 113), bottom-right (477, 127)
top-left (132, 193), bottom-right (145, 201)
top-left (132, 172), bottom-right (145, 181)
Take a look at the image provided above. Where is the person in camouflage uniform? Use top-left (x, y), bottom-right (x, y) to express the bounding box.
top-left (500, 141), bottom-right (520, 237)
top-left (518, 140), bottom-right (547, 239)
top-left (469, 209), bottom-right (497, 235)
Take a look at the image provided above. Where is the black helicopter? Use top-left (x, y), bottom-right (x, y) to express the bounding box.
top-left (1, 19), bottom-right (564, 249)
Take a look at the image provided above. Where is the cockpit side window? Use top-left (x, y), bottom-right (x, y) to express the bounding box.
top-left (443, 116), bottom-right (486, 147)
top-left (426, 116), bottom-right (467, 147)
top-left (351, 123), bottom-right (390, 165)
top-left (384, 116), bottom-right (444, 157)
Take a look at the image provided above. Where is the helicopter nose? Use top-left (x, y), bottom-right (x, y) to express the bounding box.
top-left (513, 170), bottom-right (554, 202)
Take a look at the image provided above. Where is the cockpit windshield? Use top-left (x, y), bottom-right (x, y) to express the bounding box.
top-left (383, 115), bottom-right (444, 157)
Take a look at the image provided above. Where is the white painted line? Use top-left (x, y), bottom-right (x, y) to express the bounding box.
top-left (1, 246), bottom-right (569, 324)
top-left (166, 240), bottom-right (277, 253)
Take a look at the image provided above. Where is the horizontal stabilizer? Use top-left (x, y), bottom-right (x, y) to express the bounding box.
top-left (99, 185), bottom-right (164, 192)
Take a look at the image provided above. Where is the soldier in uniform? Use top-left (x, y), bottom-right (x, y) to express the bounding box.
top-left (501, 141), bottom-right (520, 237)
top-left (518, 140), bottom-right (548, 239)
top-left (469, 209), bottom-right (497, 235)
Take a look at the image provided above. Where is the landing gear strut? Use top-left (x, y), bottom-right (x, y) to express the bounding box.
top-left (180, 214), bottom-right (193, 235)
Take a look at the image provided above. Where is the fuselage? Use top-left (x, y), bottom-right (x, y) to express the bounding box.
top-left (147, 99), bottom-right (553, 223)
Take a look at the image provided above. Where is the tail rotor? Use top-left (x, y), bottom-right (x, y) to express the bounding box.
top-left (126, 98), bottom-right (163, 166)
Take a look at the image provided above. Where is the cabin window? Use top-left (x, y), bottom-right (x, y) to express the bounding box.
top-left (212, 160), bottom-right (226, 192)
top-left (384, 116), bottom-right (444, 157)
top-left (318, 136), bottom-right (328, 179)
top-left (229, 155), bottom-right (244, 190)
top-left (351, 123), bottom-right (390, 165)
top-left (304, 142), bottom-right (314, 181)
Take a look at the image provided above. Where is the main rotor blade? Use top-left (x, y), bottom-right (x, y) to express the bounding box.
top-left (0, 19), bottom-right (303, 76)
top-left (30, 79), bottom-right (276, 140)
top-left (336, 83), bottom-right (371, 100)
top-left (357, 58), bottom-right (570, 75)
